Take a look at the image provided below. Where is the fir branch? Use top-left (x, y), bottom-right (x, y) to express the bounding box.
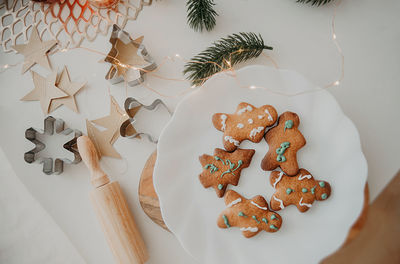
top-left (183, 32), bottom-right (273, 86)
top-left (186, 0), bottom-right (218, 32)
top-left (296, 0), bottom-right (332, 6)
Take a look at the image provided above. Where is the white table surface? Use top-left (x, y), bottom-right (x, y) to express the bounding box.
top-left (0, 0), bottom-right (399, 263)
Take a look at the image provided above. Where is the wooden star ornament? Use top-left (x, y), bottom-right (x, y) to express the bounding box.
top-left (86, 119), bottom-right (121, 159)
top-left (12, 26), bottom-right (58, 74)
top-left (21, 70), bottom-right (68, 114)
top-left (92, 96), bottom-right (140, 145)
top-left (49, 66), bottom-right (85, 113)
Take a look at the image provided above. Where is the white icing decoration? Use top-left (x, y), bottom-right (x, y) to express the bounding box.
top-left (273, 195), bottom-right (285, 209)
top-left (237, 123), bottom-right (244, 129)
top-left (299, 197), bottom-right (312, 208)
top-left (249, 126), bottom-right (264, 139)
top-left (251, 201), bottom-right (268, 211)
top-left (264, 109), bottom-right (273, 121)
top-left (298, 174), bottom-right (312, 181)
top-left (224, 136), bottom-right (240, 146)
top-left (227, 198), bottom-right (242, 208)
top-left (237, 105), bottom-right (253, 115)
top-left (240, 227), bottom-right (258, 232)
top-left (248, 119), bottom-right (253, 124)
top-left (258, 115), bottom-right (264, 119)
top-left (220, 114), bottom-right (227, 131)
top-left (273, 172), bottom-right (284, 188)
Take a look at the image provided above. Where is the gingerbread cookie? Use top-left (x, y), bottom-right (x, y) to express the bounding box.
top-left (212, 102), bottom-right (278, 152)
top-left (217, 190), bottom-right (282, 238)
top-left (269, 169), bottom-right (331, 213)
top-left (199, 148), bottom-right (255, 197)
top-left (261, 111), bottom-right (306, 176)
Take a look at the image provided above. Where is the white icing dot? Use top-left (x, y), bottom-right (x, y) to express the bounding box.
top-left (237, 123), bottom-right (244, 129)
top-left (248, 119), bottom-right (253, 124)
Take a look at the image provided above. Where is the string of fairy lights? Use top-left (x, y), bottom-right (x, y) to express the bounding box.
top-left (0, 0), bottom-right (344, 98)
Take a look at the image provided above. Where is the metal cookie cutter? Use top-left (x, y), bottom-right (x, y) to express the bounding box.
top-left (24, 116), bottom-right (82, 175)
top-left (120, 97), bottom-right (172, 143)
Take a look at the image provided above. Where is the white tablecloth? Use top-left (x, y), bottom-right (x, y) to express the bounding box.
top-left (0, 0), bottom-right (399, 263)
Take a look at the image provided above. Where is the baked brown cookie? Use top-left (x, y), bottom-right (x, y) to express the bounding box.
top-left (269, 169), bottom-right (331, 213)
top-left (199, 148), bottom-right (255, 198)
top-left (217, 190), bottom-right (282, 238)
top-left (212, 102), bottom-right (278, 152)
top-left (261, 111), bottom-right (306, 176)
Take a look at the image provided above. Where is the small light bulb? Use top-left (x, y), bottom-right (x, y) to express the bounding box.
top-left (249, 85), bottom-right (256, 90)
top-left (334, 81), bottom-right (340, 86)
top-left (4, 64), bottom-right (9, 69)
top-left (175, 54), bottom-right (181, 58)
top-left (333, 34), bottom-right (337, 40)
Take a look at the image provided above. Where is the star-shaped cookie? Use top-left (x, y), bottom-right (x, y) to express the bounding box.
top-left (217, 190), bottom-right (282, 238)
top-left (199, 148), bottom-right (255, 197)
top-left (269, 169), bottom-right (331, 213)
top-left (212, 102), bottom-right (278, 152)
top-left (86, 119), bottom-right (121, 159)
top-left (49, 66), bottom-right (85, 113)
top-left (12, 26), bottom-right (57, 74)
top-left (21, 70), bottom-right (67, 114)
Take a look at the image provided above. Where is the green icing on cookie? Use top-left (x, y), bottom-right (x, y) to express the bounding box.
top-left (238, 212), bottom-right (247, 217)
top-left (214, 156), bottom-right (225, 165)
top-left (222, 215), bottom-right (230, 227)
top-left (321, 193), bottom-right (328, 200)
top-left (270, 224), bottom-right (278, 230)
top-left (276, 142), bottom-right (290, 162)
top-left (217, 184), bottom-right (223, 190)
top-left (319, 181), bottom-right (326, 187)
top-left (204, 164), bottom-right (218, 173)
top-left (302, 188), bottom-right (308, 193)
top-left (252, 215), bottom-right (260, 224)
top-left (262, 217), bottom-right (268, 224)
top-left (311, 185), bottom-right (317, 194)
top-left (284, 120), bottom-right (294, 131)
top-left (286, 188), bottom-right (294, 194)
top-left (271, 214), bottom-right (277, 220)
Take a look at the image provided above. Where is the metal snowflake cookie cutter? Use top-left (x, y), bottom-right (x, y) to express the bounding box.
top-left (24, 116), bottom-right (82, 175)
top-left (105, 24), bottom-right (157, 87)
top-left (120, 97), bottom-right (172, 143)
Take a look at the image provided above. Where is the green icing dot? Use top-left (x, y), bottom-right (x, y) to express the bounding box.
top-left (311, 186), bottom-right (317, 194)
top-left (302, 188), bottom-right (308, 193)
top-left (321, 193), bottom-right (328, 200)
top-left (262, 218), bottom-right (268, 224)
top-left (252, 215), bottom-right (260, 224)
top-left (284, 120), bottom-right (294, 131)
top-left (238, 212), bottom-right (247, 217)
top-left (270, 224), bottom-right (278, 230)
top-left (271, 214), bottom-right (277, 220)
top-left (319, 181), bottom-right (326, 187)
top-left (222, 215), bottom-right (230, 227)
top-left (276, 155), bottom-right (286, 162)
top-left (280, 142), bottom-right (290, 148)
top-left (286, 188), bottom-right (293, 194)
top-left (217, 184), bottom-right (223, 190)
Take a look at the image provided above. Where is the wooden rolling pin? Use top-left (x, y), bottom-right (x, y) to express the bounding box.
top-left (77, 135), bottom-right (148, 264)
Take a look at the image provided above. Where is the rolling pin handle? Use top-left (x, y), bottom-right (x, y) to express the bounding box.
top-left (77, 135), bottom-right (110, 188)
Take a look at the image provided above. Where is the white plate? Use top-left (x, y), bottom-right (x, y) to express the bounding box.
top-left (154, 65), bottom-right (367, 264)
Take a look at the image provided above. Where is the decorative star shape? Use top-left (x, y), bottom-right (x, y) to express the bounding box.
top-left (212, 102), bottom-right (278, 152)
top-left (269, 169), bottom-right (331, 213)
top-left (12, 26), bottom-right (58, 74)
top-left (21, 70), bottom-right (68, 114)
top-left (49, 66), bottom-right (85, 113)
top-left (92, 96), bottom-right (139, 144)
top-left (217, 190), bottom-right (282, 238)
top-left (86, 119), bottom-right (121, 159)
top-left (199, 148), bottom-right (255, 197)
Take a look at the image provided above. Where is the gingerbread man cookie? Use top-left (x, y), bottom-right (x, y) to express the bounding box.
top-left (199, 148), bottom-right (255, 197)
top-left (261, 111), bottom-right (306, 176)
top-left (269, 169), bottom-right (331, 213)
top-left (217, 190), bottom-right (282, 238)
top-left (212, 102), bottom-right (278, 152)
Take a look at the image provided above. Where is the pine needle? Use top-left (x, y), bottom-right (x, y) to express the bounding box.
top-left (296, 0), bottom-right (332, 6)
top-left (183, 32), bottom-right (273, 86)
top-left (186, 0), bottom-right (218, 32)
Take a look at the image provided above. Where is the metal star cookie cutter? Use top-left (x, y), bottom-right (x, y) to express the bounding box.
top-left (105, 24), bottom-right (157, 87)
top-left (24, 116), bottom-right (82, 175)
top-left (120, 97), bottom-right (172, 143)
